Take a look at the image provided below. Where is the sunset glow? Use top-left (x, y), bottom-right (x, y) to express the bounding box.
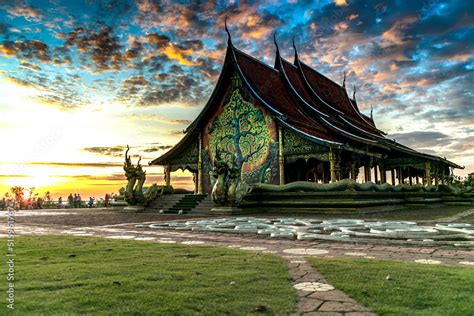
top-left (0, 0), bottom-right (472, 198)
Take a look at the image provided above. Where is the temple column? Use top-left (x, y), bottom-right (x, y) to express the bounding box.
top-left (425, 161), bottom-right (431, 185)
top-left (278, 127), bottom-right (285, 185)
top-left (374, 165), bottom-right (379, 184)
top-left (365, 165), bottom-right (372, 182)
top-left (351, 162), bottom-right (357, 181)
top-left (416, 176), bottom-right (419, 184)
top-left (193, 173), bottom-right (198, 194)
top-left (391, 169), bottom-right (395, 185)
top-left (329, 149), bottom-right (339, 183)
top-left (197, 132), bottom-right (203, 194)
top-left (380, 165), bottom-right (386, 184)
top-left (408, 168), bottom-right (412, 186)
top-left (164, 165), bottom-right (171, 187)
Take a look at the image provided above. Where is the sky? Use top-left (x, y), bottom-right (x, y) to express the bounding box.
top-left (0, 0), bottom-right (473, 199)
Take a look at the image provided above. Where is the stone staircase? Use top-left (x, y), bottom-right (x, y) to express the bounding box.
top-left (146, 194), bottom-right (186, 213)
top-left (147, 194), bottom-right (212, 214)
top-left (165, 194), bottom-right (208, 214)
top-left (190, 195), bottom-right (215, 214)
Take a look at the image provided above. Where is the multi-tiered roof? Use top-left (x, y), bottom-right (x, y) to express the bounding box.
top-left (151, 31), bottom-right (461, 170)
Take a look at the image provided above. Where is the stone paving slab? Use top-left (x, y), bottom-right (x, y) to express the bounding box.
top-left (287, 258), bottom-right (375, 315)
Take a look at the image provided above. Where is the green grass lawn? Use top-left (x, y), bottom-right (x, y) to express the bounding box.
top-left (1, 236), bottom-right (295, 315)
top-left (307, 257), bottom-right (474, 316)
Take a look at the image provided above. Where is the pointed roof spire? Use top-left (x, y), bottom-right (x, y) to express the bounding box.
top-left (370, 104), bottom-right (373, 120)
top-left (353, 84), bottom-right (356, 100)
top-left (273, 32), bottom-right (282, 69)
top-left (225, 16), bottom-right (232, 45)
top-left (342, 70), bottom-right (346, 88)
top-left (292, 36), bottom-right (299, 65)
top-left (273, 32), bottom-right (279, 53)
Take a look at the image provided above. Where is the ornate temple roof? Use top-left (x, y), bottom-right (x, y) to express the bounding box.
top-left (150, 33), bottom-right (462, 170)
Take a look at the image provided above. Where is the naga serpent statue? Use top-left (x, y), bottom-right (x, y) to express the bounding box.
top-left (123, 145), bottom-right (162, 206)
top-left (211, 149), bottom-right (250, 206)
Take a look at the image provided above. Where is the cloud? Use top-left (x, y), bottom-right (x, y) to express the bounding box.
top-left (20, 59), bottom-right (41, 71)
top-left (82, 146), bottom-right (127, 157)
top-left (123, 39), bottom-right (143, 62)
top-left (61, 25), bottom-right (123, 72)
top-left (3, 0), bottom-right (43, 22)
top-left (142, 145), bottom-right (173, 152)
top-left (130, 114), bottom-right (191, 125)
top-left (29, 162), bottom-right (123, 168)
top-left (389, 131), bottom-right (452, 149)
top-left (161, 44), bottom-right (201, 66)
top-left (334, 0), bottom-right (348, 6)
top-left (145, 33), bottom-right (170, 48)
top-left (0, 39), bottom-right (51, 62)
top-left (123, 75), bottom-right (148, 86)
top-left (4, 72), bottom-right (91, 109)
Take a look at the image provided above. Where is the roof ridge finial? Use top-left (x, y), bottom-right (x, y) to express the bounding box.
top-left (273, 32), bottom-right (279, 52)
top-left (225, 15), bottom-right (232, 44)
top-left (342, 70), bottom-right (346, 88)
top-left (353, 84), bottom-right (356, 100)
top-left (370, 104), bottom-right (373, 120)
top-left (273, 32), bottom-right (281, 69)
top-left (292, 36), bottom-right (299, 65)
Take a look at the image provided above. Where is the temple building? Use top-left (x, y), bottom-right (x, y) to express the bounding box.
top-left (150, 31), bottom-right (462, 194)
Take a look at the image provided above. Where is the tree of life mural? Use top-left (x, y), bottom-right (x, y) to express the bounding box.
top-left (208, 88), bottom-right (272, 174)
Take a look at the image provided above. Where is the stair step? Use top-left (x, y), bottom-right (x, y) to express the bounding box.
top-left (146, 193), bottom-right (211, 214)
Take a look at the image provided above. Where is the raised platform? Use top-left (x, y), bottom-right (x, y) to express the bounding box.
top-left (145, 181), bottom-right (473, 214)
top-left (241, 189), bottom-right (473, 213)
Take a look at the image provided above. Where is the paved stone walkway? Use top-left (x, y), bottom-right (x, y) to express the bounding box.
top-left (287, 258), bottom-right (375, 315)
top-left (136, 217), bottom-right (474, 247)
top-left (2, 209), bottom-right (473, 315)
top-left (431, 209), bottom-right (474, 223)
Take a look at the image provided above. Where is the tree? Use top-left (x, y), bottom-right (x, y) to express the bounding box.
top-left (10, 186), bottom-right (25, 203)
top-left (208, 89), bottom-right (272, 173)
top-left (44, 191), bottom-right (51, 202)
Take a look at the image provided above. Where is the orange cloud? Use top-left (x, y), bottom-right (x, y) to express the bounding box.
top-left (334, 22), bottom-right (349, 31)
top-left (163, 45), bottom-right (200, 66)
top-left (20, 60), bottom-right (41, 71)
top-left (381, 16), bottom-right (418, 47)
top-left (0, 44), bottom-right (16, 57)
top-left (5, 3), bottom-right (43, 22)
top-left (335, 0), bottom-right (348, 6)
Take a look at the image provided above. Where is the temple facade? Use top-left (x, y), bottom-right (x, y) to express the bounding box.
top-left (150, 33), bottom-right (462, 194)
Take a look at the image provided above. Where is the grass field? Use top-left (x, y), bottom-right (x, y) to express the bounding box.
top-left (1, 236), bottom-right (295, 315)
top-left (308, 257), bottom-right (474, 315)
